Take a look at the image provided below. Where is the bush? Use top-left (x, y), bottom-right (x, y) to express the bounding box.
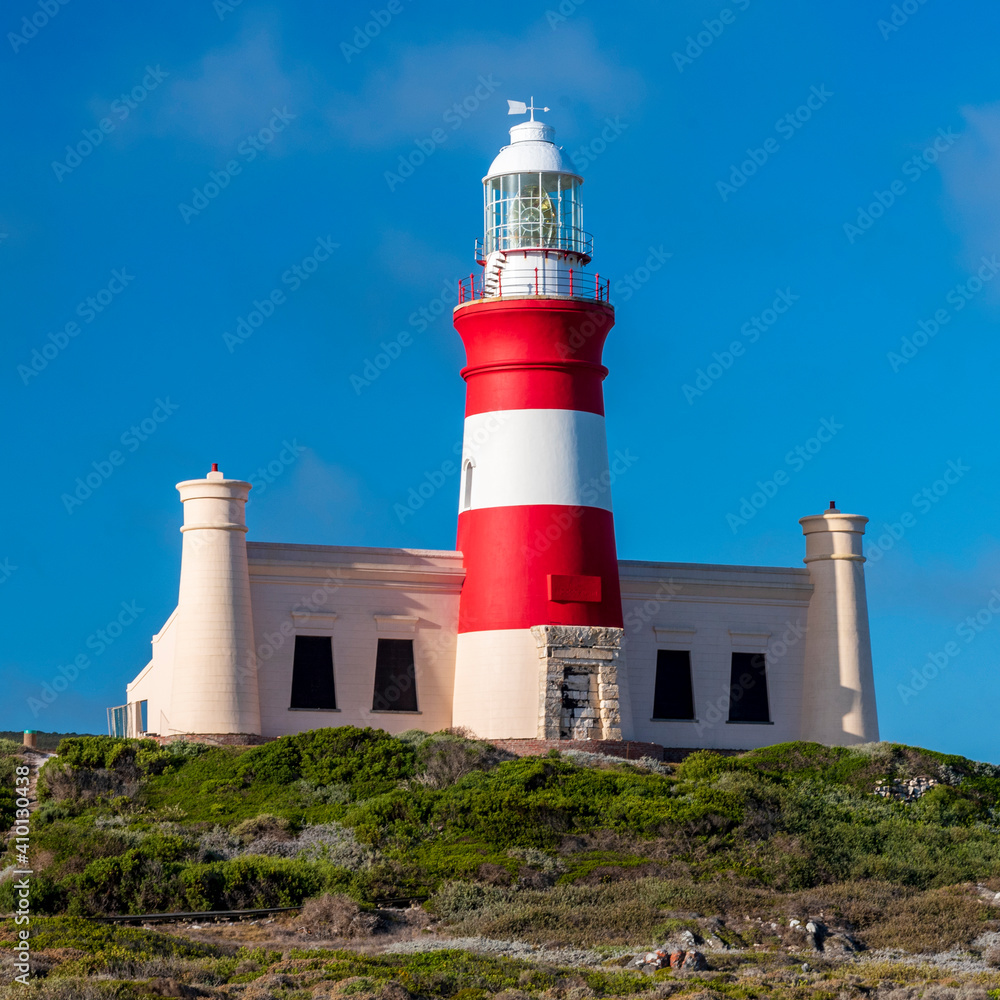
top-left (181, 855), bottom-right (324, 910)
top-left (297, 892), bottom-right (382, 936)
top-left (861, 886), bottom-right (993, 952)
top-left (54, 736), bottom-right (174, 777)
top-left (415, 732), bottom-right (512, 789)
top-left (232, 813), bottom-right (293, 844)
top-left (235, 727), bottom-right (416, 798)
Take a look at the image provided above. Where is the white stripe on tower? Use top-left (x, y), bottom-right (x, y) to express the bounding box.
top-left (460, 408), bottom-right (612, 512)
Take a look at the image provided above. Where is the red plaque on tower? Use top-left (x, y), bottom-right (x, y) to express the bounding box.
top-left (548, 574), bottom-right (602, 603)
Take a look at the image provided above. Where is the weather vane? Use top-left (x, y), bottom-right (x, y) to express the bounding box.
top-left (507, 96), bottom-right (550, 121)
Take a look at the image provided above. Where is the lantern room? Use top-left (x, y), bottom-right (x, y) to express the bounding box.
top-left (481, 119), bottom-right (591, 260)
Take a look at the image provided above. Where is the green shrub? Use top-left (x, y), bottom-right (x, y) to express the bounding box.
top-left (54, 736), bottom-right (174, 776)
top-left (181, 855), bottom-right (324, 910)
top-left (233, 727), bottom-right (415, 798)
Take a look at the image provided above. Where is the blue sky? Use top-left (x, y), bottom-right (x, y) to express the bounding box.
top-left (3, 0), bottom-right (999, 761)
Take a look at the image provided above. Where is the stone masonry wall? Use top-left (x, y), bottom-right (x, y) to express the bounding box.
top-left (531, 625), bottom-right (624, 740)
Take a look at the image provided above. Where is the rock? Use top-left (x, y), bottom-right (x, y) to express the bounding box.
top-left (669, 951), bottom-right (685, 969)
top-left (678, 930), bottom-right (699, 949)
top-left (681, 951), bottom-right (707, 970)
top-left (821, 931), bottom-right (860, 956)
top-left (379, 983), bottom-right (412, 1000)
top-left (873, 775), bottom-right (939, 802)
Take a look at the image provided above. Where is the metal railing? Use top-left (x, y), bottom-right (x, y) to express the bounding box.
top-left (458, 268), bottom-right (611, 304)
top-left (476, 226), bottom-right (594, 261)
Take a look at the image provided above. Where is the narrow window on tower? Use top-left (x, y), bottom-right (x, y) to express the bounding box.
top-left (290, 635), bottom-right (337, 710)
top-left (372, 638), bottom-right (419, 712)
top-left (461, 459), bottom-right (475, 510)
top-left (652, 650), bottom-right (695, 720)
top-left (727, 652), bottom-right (770, 722)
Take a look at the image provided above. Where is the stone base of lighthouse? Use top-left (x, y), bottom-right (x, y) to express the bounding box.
top-left (533, 625), bottom-right (623, 740)
top-left (453, 625), bottom-right (626, 741)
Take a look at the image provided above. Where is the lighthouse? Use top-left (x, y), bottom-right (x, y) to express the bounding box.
top-left (451, 101), bottom-right (630, 742)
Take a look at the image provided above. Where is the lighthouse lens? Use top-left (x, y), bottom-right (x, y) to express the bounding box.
top-left (485, 172), bottom-right (583, 255)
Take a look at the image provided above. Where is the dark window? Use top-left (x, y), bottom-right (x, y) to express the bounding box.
top-left (290, 635), bottom-right (337, 709)
top-left (728, 652), bottom-right (769, 722)
top-left (372, 638), bottom-right (418, 712)
top-left (652, 649), bottom-right (695, 720)
top-left (462, 460), bottom-right (474, 510)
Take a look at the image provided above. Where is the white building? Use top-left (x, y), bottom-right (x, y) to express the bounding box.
top-left (117, 109), bottom-right (879, 752)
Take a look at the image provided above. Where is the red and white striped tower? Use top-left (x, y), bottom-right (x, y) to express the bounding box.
top-left (452, 102), bottom-right (629, 741)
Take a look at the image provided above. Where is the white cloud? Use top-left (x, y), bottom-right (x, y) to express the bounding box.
top-left (940, 102), bottom-right (1000, 287)
top-left (250, 449), bottom-right (385, 547)
top-left (154, 26), bottom-right (310, 151)
top-left (325, 22), bottom-right (646, 151)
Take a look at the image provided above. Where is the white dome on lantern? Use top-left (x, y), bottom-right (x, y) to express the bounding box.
top-left (484, 120), bottom-right (580, 180)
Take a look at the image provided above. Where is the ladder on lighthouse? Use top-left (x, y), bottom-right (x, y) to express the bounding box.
top-left (483, 250), bottom-right (507, 297)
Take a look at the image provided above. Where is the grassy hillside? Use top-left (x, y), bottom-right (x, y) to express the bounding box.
top-left (2, 729), bottom-right (999, 998)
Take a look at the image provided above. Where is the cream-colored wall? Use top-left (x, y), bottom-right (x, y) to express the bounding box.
top-left (126, 608), bottom-right (178, 736)
top-left (619, 560), bottom-right (814, 749)
top-left (799, 511), bottom-right (880, 744)
top-left (247, 543), bottom-right (464, 738)
top-left (170, 474), bottom-right (260, 736)
top-left (125, 541), bottom-right (877, 750)
top-left (453, 628), bottom-right (541, 739)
